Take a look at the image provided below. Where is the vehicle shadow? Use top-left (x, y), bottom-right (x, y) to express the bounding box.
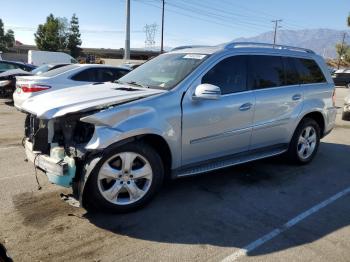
top-left (0, 98), bottom-right (14, 106)
top-left (83, 141), bottom-right (350, 256)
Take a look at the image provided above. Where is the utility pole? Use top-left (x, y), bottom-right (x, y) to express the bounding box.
top-left (124, 0), bottom-right (130, 60)
top-left (160, 0), bottom-right (165, 53)
top-left (272, 19), bottom-right (282, 47)
top-left (337, 32), bottom-right (347, 70)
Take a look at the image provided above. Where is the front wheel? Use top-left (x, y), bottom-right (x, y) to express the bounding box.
top-left (85, 142), bottom-right (164, 213)
top-left (286, 118), bottom-right (320, 164)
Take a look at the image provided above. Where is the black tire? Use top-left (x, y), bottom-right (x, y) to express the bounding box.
top-left (346, 83), bottom-right (350, 89)
top-left (85, 142), bottom-right (164, 213)
top-left (286, 118), bottom-right (321, 165)
top-left (342, 110), bottom-right (350, 121)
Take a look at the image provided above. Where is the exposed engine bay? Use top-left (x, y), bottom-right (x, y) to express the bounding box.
top-left (24, 112), bottom-right (96, 189)
top-left (25, 113), bottom-right (95, 156)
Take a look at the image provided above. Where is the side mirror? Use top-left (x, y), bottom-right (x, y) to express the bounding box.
top-left (193, 84), bottom-right (221, 100)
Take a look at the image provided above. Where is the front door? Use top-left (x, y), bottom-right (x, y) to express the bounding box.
top-left (181, 55), bottom-right (255, 166)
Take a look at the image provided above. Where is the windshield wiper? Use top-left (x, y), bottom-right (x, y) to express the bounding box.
top-left (125, 81), bottom-right (149, 88)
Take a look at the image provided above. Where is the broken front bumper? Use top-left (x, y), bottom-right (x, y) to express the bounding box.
top-left (25, 139), bottom-right (76, 187)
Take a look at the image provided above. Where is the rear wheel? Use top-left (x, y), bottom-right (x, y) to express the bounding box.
top-left (347, 83), bottom-right (350, 89)
top-left (85, 142), bottom-right (164, 213)
top-left (287, 118), bottom-right (320, 164)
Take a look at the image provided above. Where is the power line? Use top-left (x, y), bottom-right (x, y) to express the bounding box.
top-left (165, 1), bottom-right (270, 30)
top-left (4, 25), bottom-right (143, 34)
top-left (175, 0), bottom-right (272, 27)
top-left (136, 0), bottom-right (266, 33)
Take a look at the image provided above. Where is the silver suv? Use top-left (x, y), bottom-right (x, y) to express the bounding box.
top-left (20, 42), bottom-right (337, 212)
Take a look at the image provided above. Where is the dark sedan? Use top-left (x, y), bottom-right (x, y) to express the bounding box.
top-left (332, 69), bottom-right (350, 88)
top-left (0, 60), bottom-right (36, 74)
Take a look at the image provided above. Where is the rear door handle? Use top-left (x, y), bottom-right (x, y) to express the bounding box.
top-left (292, 94), bottom-right (302, 101)
top-left (239, 102), bottom-right (253, 111)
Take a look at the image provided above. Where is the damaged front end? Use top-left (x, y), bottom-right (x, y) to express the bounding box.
top-left (24, 112), bottom-right (95, 189)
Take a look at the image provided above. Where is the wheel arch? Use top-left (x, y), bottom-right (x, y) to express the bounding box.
top-left (78, 133), bottom-right (173, 208)
top-left (297, 111), bottom-right (325, 137)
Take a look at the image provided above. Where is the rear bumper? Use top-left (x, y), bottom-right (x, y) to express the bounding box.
top-left (25, 139), bottom-right (75, 187)
top-left (13, 89), bottom-right (32, 110)
top-left (323, 107), bottom-right (337, 137)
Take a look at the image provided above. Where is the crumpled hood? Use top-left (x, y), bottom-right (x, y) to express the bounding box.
top-left (20, 82), bottom-right (166, 119)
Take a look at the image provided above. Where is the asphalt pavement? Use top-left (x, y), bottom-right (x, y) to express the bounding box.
top-left (0, 88), bottom-right (349, 262)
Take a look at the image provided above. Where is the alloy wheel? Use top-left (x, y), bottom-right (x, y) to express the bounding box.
top-left (297, 126), bottom-right (317, 160)
top-left (97, 152), bottom-right (153, 205)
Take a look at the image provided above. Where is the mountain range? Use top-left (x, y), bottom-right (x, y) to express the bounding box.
top-left (233, 28), bottom-right (350, 58)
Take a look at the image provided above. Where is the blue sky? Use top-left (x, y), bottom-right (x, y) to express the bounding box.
top-left (1, 0), bottom-right (349, 49)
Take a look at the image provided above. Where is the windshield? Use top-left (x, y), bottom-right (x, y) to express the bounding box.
top-left (31, 64), bottom-right (53, 75)
top-left (118, 53), bottom-right (208, 90)
top-left (40, 64), bottom-right (79, 77)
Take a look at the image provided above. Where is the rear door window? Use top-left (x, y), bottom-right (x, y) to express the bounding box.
top-left (294, 58), bottom-right (326, 84)
top-left (249, 55), bottom-right (285, 89)
top-left (202, 55), bottom-right (247, 95)
top-left (71, 68), bottom-right (98, 82)
top-left (283, 57), bottom-right (300, 85)
top-left (112, 68), bottom-right (130, 80)
top-left (96, 68), bottom-right (114, 82)
top-left (95, 68), bottom-right (130, 82)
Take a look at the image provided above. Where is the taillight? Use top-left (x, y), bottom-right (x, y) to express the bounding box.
top-left (332, 89), bottom-right (336, 107)
top-left (20, 84), bottom-right (51, 93)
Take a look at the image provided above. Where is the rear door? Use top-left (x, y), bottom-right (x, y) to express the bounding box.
top-left (250, 55), bottom-right (303, 149)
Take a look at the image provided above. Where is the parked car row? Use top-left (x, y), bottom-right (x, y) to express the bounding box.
top-left (13, 64), bottom-right (131, 108)
top-left (0, 63), bottom-right (68, 97)
top-left (15, 42), bottom-right (338, 213)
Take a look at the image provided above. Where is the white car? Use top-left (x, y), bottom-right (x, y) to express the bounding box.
top-left (13, 64), bottom-right (131, 109)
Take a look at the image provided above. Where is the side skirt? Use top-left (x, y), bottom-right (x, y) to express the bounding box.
top-left (172, 144), bottom-right (288, 178)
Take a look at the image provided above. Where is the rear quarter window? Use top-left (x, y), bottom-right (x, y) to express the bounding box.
top-left (294, 58), bottom-right (326, 84)
top-left (71, 68), bottom-right (98, 82)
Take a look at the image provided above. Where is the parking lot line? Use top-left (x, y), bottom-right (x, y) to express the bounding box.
top-left (0, 146), bottom-right (20, 150)
top-left (221, 186), bottom-right (350, 262)
top-left (0, 174), bottom-right (32, 181)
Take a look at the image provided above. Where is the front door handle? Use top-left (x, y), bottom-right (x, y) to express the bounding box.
top-left (292, 94), bottom-right (302, 101)
top-left (239, 102), bottom-right (253, 111)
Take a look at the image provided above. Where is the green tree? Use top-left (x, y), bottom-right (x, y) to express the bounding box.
top-left (67, 14), bottom-right (82, 58)
top-left (348, 13), bottom-right (350, 27)
top-left (336, 43), bottom-right (350, 63)
top-left (4, 29), bottom-right (15, 48)
top-left (0, 19), bottom-right (16, 51)
top-left (34, 14), bottom-right (68, 51)
top-left (0, 19), bottom-right (5, 51)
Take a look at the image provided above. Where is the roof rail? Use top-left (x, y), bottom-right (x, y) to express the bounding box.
top-left (171, 45), bottom-right (207, 51)
top-left (223, 42), bottom-right (315, 54)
